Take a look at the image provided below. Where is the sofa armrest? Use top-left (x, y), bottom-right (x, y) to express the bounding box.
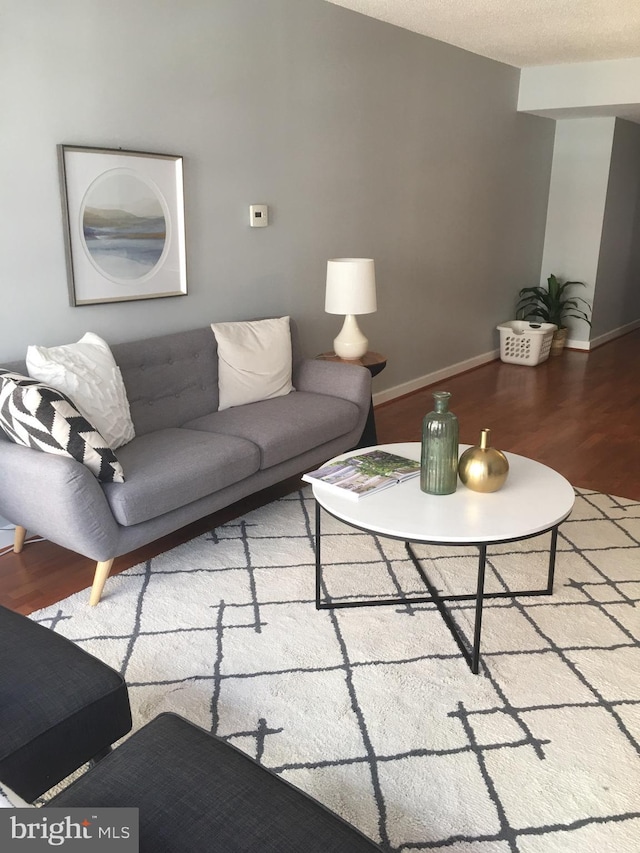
top-left (0, 441), bottom-right (120, 561)
top-left (293, 358), bottom-right (372, 409)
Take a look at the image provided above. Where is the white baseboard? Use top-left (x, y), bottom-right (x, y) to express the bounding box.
top-left (372, 348), bottom-right (499, 407)
top-left (374, 320), bottom-right (640, 407)
top-left (565, 337), bottom-right (590, 351)
top-left (587, 319), bottom-right (640, 350)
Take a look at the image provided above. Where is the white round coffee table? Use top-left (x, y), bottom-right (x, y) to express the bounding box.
top-left (310, 442), bottom-right (575, 674)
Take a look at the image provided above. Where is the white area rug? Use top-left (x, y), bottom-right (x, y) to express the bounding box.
top-left (9, 488), bottom-right (640, 850)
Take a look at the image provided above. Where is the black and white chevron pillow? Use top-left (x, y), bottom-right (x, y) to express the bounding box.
top-left (0, 370), bottom-right (125, 483)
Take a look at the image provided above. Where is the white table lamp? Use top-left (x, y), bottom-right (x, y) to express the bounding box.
top-left (325, 258), bottom-right (377, 359)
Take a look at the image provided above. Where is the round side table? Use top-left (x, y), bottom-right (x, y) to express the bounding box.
top-left (316, 351), bottom-right (387, 448)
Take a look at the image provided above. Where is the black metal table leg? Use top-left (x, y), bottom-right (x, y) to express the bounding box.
top-left (546, 526), bottom-right (559, 593)
top-left (315, 502), bottom-right (322, 609)
top-left (471, 545), bottom-right (487, 674)
top-left (313, 500), bottom-right (565, 675)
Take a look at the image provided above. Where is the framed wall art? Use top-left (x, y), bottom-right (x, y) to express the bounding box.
top-left (58, 145), bottom-right (187, 305)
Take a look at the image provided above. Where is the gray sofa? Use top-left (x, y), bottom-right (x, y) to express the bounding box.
top-left (0, 321), bottom-right (371, 605)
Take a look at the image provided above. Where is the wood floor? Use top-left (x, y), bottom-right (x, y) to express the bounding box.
top-left (2, 330), bottom-right (639, 616)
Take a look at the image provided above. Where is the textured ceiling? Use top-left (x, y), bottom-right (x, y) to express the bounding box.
top-left (326, 0), bottom-right (640, 67)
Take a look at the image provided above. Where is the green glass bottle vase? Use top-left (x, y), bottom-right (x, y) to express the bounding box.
top-left (420, 391), bottom-right (459, 495)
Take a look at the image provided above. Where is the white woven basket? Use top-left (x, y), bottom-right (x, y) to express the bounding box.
top-left (496, 321), bottom-right (557, 366)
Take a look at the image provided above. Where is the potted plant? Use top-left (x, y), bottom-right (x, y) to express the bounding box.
top-left (516, 273), bottom-right (592, 355)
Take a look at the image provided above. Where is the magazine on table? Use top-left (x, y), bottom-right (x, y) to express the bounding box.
top-left (302, 449), bottom-right (420, 500)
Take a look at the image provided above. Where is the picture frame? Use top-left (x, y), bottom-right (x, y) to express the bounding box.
top-left (58, 145), bottom-right (187, 306)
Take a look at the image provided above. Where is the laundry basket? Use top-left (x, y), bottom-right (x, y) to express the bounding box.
top-left (496, 321), bottom-right (557, 366)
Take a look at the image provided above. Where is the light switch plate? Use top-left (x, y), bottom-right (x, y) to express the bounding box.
top-left (249, 204), bottom-right (269, 227)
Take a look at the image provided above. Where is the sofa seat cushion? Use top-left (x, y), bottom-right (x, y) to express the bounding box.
top-left (183, 391), bottom-right (360, 470)
top-left (102, 429), bottom-right (260, 526)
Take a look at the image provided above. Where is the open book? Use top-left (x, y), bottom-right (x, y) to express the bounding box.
top-left (303, 449), bottom-right (420, 500)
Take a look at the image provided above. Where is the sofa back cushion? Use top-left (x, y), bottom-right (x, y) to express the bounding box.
top-left (1, 321), bottom-right (305, 439)
top-left (111, 329), bottom-right (219, 436)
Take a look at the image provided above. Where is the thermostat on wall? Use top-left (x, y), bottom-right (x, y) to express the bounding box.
top-left (249, 204), bottom-right (269, 227)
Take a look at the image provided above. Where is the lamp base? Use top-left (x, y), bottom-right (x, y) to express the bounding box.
top-left (333, 314), bottom-right (368, 359)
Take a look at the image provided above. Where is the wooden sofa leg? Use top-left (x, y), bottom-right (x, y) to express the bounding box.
top-left (14, 526), bottom-right (27, 554)
top-left (89, 559), bottom-right (115, 607)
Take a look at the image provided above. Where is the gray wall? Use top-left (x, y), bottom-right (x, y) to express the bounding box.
top-left (595, 119), bottom-right (640, 337)
top-left (1, 0), bottom-right (555, 393)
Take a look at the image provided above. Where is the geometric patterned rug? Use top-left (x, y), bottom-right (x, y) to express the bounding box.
top-left (12, 488), bottom-right (640, 850)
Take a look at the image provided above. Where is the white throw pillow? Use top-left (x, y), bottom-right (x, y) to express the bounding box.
top-left (26, 332), bottom-right (135, 449)
top-left (211, 316), bottom-right (294, 411)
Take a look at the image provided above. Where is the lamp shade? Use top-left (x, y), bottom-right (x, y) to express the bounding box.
top-left (325, 258), bottom-right (377, 316)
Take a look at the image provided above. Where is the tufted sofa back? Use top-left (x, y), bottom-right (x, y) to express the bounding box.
top-left (0, 341), bottom-right (215, 441)
top-left (1, 319), bottom-right (304, 439)
top-left (112, 319), bottom-right (303, 436)
top-left (111, 328), bottom-right (219, 436)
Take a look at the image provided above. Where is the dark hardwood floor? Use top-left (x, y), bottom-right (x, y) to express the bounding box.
top-left (2, 330), bottom-right (639, 615)
top-left (375, 328), bottom-right (640, 501)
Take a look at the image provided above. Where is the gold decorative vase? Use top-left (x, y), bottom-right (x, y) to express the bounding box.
top-left (458, 429), bottom-right (509, 493)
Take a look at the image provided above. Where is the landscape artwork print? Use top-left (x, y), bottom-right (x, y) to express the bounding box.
top-left (59, 146), bottom-right (187, 305)
top-left (82, 171), bottom-right (167, 281)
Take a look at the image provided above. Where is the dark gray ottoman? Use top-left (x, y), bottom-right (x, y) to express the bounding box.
top-left (0, 605), bottom-right (132, 802)
top-left (50, 713), bottom-right (382, 852)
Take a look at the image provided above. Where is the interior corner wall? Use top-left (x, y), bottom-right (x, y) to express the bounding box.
top-left (539, 118), bottom-right (616, 344)
top-left (1, 0), bottom-right (555, 394)
top-left (594, 119), bottom-right (640, 337)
